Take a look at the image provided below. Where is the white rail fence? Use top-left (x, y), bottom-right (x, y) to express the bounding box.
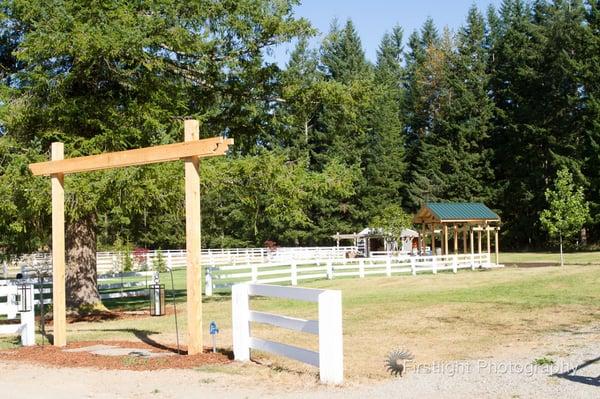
top-left (0, 271), bottom-right (156, 304)
top-left (232, 283), bottom-right (343, 384)
top-left (0, 284), bottom-right (35, 346)
top-left (4, 246), bottom-right (357, 278)
top-left (206, 253), bottom-right (494, 296)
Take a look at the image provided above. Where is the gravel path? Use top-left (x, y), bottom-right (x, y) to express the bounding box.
top-left (1, 325), bottom-right (598, 398)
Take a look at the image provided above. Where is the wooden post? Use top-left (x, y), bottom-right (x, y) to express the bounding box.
top-left (453, 224), bottom-right (458, 255)
top-left (495, 228), bottom-right (499, 265)
top-left (418, 225), bottom-right (423, 255)
top-left (185, 120), bottom-right (203, 355)
top-left (462, 226), bottom-right (467, 254)
top-left (470, 226), bottom-right (475, 270)
top-left (51, 143), bottom-right (66, 347)
top-left (443, 225), bottom-right (448, 255)
top-left (478, 227), bottom-right (482, 255)
top-left (431, 224), bottom-right (436, 256)
top-left (487, 225), bottom-right (491, 260)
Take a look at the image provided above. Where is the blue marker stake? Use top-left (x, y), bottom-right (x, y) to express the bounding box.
top-left (209, 321), bottom-right (219, 353)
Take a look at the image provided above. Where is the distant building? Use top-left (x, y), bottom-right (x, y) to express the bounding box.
top-left (332, 227), bottom-right (419, 257)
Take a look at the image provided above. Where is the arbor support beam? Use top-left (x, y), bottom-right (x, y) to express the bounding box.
top-left (29, 137), bottom-right (232, 176)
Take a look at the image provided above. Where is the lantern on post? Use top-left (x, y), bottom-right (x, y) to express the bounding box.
top-left (149, 284), bottom-right (165, 316)
top-left (17, 284), bottom-right (32, 313)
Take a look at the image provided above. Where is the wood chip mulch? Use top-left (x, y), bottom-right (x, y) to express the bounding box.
top-left (0, 340), bottom-right (232, 371)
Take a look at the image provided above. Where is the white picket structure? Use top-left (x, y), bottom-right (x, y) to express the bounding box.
top-left (0, 284), bottom-right (35, 346)
top-left (206, 253), bottom-right (495, 295)
top-left (232, 283), bottom-right (343, 384)
top-left (9, 246), bottom-right (357, 278)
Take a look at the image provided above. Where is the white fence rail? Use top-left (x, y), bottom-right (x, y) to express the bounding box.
top-left (0, 284), bottom-right (35, 346)
top-left (232, 283), bottom-right (343, 384)
top-left (206, 253), bottom-right (494, 295)
top-left (4, 246), bottom-right (357, 278)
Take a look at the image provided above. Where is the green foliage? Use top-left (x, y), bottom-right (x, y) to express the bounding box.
top-left (370, 204), bottom-right (413, 244)
top-left (1, 0), bottom-right (600, 256)
top-left (153, 250), bottom-right (167, 274)
top-left (540, 168), bottom-right (589, 241)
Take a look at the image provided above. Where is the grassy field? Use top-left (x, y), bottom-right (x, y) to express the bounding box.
top-left (3, 264), bottom-right (599, 381)
top-left (500, 251), bottom-right (599, 265)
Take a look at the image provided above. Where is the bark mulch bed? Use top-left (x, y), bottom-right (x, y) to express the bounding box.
top-left (0, 340), bottom-right (232, 371)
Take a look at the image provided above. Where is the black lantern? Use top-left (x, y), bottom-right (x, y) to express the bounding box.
top-left (17, 284), bottom-right (32, 313)
top-left (149, 284), bottom-right (165, 316)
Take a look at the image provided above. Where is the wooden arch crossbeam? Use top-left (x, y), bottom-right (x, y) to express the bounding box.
top-left (28, 120), bottom-right (233, 354)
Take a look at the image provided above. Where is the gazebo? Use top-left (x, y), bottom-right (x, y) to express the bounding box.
top-left (413, 202), bottom-right (501, 264)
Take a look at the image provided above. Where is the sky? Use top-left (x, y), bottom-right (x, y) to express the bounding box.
top-left (268, 0), bottom-right (503, 66)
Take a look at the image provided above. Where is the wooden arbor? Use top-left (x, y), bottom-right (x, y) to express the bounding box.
top-left (413, 202), bottom-right (501, 264)
top-left (29, 120), bottom-right (233, 354)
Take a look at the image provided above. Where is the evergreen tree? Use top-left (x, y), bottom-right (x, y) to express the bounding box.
top-left (321, 19), bottom-right (371, 83)
top-left (361, 26), bottom-right (407, 217)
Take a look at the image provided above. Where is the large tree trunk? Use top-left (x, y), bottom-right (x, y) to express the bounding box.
top-left (66, 213), bottom-right (103, 310)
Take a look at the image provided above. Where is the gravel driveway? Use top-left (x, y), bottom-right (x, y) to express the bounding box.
top-left (1, 325), bottom-right (598, 398)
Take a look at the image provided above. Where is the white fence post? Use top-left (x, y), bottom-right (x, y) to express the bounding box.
top-left (232, 284), bottom-right (250, 361)
top-left (386, 256), bottom-right (392, 277)
top-left (326, 260), bottom-right (333, 280)
top-left (205, 268), bottom-right (213, 297)
top-left (452, 255), bottom-right (458, 273)
top-left (318, 290), bottom-right (344, 384)
top-left (411, 257), bottom-right (417, 276)
top-left (359, 259), bottom-right (365, 278)
top-left (432, 257), bottom-right (437, 275)
top-left (251, 263), bottom-right (258, 283)
top-left (20, 285), bottom-right (35, 346)
top-left (291, 262), bottom-right (298, 286)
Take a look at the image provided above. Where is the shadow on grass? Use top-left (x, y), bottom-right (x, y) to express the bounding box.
top-left (103, 290), bottom-right (232, 311)
top-left (554, 355), bottom-right (600, 387)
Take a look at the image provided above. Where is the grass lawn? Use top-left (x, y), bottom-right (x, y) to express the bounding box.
top-left (2, 265), bottom-right (599, 381)
top-left (500, 251), bottom-right (599, 265)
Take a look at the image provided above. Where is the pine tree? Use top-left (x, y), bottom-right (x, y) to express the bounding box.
top-left (321, 19), bottom-right (371, 83)
top-left (361, 26), bottom-right (407, 216)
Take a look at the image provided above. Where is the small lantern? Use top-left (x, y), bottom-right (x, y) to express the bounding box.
top-left (149, 284), bottom-right (165, 316)
top-left (17, 284), bottom-right (32, 313)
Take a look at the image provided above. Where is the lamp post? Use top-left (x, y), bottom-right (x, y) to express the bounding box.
top-left (149, 284), bottom-right (165, 316)
top-left (17, 284), bottom-right (32, 313)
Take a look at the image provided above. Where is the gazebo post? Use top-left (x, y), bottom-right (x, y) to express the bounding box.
top-left (486, 225), bottom-right (491, 263)
top-left (453, 224), bottom-right (458, 255)
top-left (443, 225), bottom-right (449, 256)
top-left (477, 226), bottom-right (482, 256)
top-left (51, 142), bottom-right (67, 347)
top-left (495, 228), bottom-right (500, 265)
top-left (430, 224), bottom-right (436, 256)
top-left (470, 226), bottom-right (475, 267)
top-left (462, 225), bottom-right (467, 254)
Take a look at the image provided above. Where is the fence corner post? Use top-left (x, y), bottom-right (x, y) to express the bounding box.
top-left (359, 259), bottom-right (365, 278)
top-left (386, 256), bottom-right (392, 277)
top-left (205, 268), bottom-right (213, 297)
top-left (326, 260), bottom-right (333, 280)
top-left (318, 290), bottom-right (343, 384)
top-left (232, 284), bottom-right (250, 361)
top-left (452, 255), bottom-right (458, 274)
top-left (291, 262), bottom-right (298, 286)
top-left (411, 257), bottom-right (417, 276)
top-left (20, 285), bottom-right (35, 346)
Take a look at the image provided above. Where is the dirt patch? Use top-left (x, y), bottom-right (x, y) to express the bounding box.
top-left (0, 340), bottom-right (231, 371)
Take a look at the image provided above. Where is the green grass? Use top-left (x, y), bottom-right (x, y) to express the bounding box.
top-left (500, 251), bottom-right (600, 265)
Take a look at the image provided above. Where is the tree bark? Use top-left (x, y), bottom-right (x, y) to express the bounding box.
top-left (559, 232), bottom-right (564, 267)
top-left (66, 213), bottom-right (103, 309)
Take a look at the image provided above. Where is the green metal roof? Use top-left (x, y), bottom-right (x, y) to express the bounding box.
top-left (426, 202), bottom-right (500, 221)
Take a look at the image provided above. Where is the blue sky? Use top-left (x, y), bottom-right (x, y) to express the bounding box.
top-left (268, 0), bottom-right (503, 66)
